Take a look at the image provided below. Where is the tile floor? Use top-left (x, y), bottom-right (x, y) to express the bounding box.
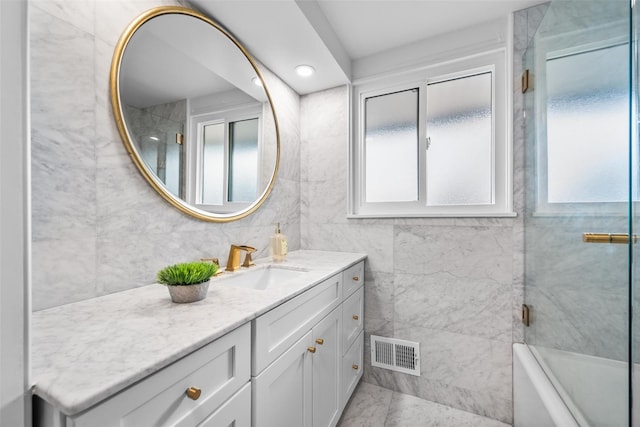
top-left (337, 382), bottom-right (511, 427)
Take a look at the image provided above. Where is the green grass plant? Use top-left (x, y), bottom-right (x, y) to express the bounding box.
top-left (157, 261), bottom-right (218, 286)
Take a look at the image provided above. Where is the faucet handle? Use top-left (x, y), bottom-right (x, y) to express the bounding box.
top-left (242, 247), bottom-right (256, 268)
top-left (200, 257), bottom-right (219, 266)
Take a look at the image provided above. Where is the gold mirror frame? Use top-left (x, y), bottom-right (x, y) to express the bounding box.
top-left (110, 6), bottom-right (280, 222)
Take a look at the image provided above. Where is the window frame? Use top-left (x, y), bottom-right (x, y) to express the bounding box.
top-left (532, 34), bottom-right (632, 217)
top-left (349, 49), bottom-right (514, 218)
top-left (186, 103), bottom-right (263, 213)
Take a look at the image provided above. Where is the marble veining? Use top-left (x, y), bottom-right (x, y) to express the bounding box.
top-left (300, 77), bottom-right (519, 422)
top-left (394, 272), bottom-right (511, 342)
top-left (29, 1), bottom-right (557, 425)
top-left (383, 392), bottom-right (511, 427)
top-left (338, 382), bottom-right (510, 427)
top-left (31, 0), bottom-right (303, 311)
top-left (31, 250), bottom-right (366, 416)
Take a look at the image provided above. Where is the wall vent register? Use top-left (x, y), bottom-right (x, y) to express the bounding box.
top-left (370, 335), bottom-right (420, 376)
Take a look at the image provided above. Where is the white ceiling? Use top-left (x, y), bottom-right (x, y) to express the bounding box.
top-left (190, 0), bottom-right (546, 95)
top-left (316, 1), bottom-right (540, 60)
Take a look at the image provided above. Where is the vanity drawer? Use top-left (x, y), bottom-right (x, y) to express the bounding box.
top-left (341, 330), bottom-right (364, 411)
top-left (342, 261), bottom-right (364, 299)
top-left (342, 286), bottom-right (364, 353)
top-left (253, 273), bottom-right (342, 375)
top-left (69, 323), bottom-right (251, 427)
top-left (199, 382), bottom-right (251, 427)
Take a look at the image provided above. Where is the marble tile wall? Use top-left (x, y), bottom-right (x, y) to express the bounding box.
top-left (31, 0), bottom-right (626, 423)
top-left (300, 93), bottom-right (516, 423)
top-left (299, 7), bottom-right (549, 424)
top-left (30, 0), bottom-right (301, 310)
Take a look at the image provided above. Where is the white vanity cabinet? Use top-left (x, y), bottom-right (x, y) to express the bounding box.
top-left (340, 263), bottom-right (365, 411)
top-left (32, 253), bottom-right (367, 427)
top-left (35, 323), bottom-right (251, 427)
top-left (252, 273), bottom-right (343, 375)
top-left (252, 307), bottom-right (342, 427)
top-left (252, 260), bottom-right (365, 427)
top-left (252, 273), bottom-right (343, 427)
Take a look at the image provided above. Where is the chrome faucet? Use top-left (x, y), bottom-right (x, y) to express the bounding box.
top-left (225, 245), bottom-right (257, 272)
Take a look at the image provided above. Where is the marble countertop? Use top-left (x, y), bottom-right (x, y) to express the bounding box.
top-left (31, 250), bottom-right (366, 416)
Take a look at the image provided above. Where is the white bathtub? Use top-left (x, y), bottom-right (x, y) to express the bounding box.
top-left (513, 343), bottom-right (630, 427)
top-left (513, 343), bottom-right (579, 427)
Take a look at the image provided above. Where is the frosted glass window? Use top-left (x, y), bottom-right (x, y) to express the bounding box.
top-left (364, 89), bottom-right (419, 202)
top-left (351, 50), bottom-right (509, 217)
top-left (229, 118), bottom-right (259, 202)
top-left (201, 122), bottom-right (224, 205)
top-left (546, 44), bottom-right (629, 203)
top-left (426, 72), bottom-right (492, 206)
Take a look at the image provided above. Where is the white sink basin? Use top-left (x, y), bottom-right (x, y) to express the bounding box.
top-left (216, 265), bottom-right (310, 290)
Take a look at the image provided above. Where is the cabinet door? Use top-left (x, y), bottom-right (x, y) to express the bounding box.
top-left (253, 331), bottom-right (313, 427)
top-left (312, 307), bottom-right (342, 427)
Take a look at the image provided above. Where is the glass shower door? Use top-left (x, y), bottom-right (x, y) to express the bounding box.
top-left (633, 0), bottom-right (640, 424)
top-left (523, 1), bottom-right (632, 425)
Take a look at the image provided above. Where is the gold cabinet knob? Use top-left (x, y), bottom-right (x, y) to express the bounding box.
top-left (352, 315), bottom-right (359, 320)
top-left (186, 387), bottom-right (201, 400)
top-left (308, 346), bottom-right (316, 353)
top-left (315, 338), bottom-right (324, 345)
top-left (352, 276), bottom-right (359, 282)
top-left (352, 364), bottom-right (359, 370)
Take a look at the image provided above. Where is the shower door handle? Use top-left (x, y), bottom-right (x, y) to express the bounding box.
top-left (582, 233), bottom-right (638, 244)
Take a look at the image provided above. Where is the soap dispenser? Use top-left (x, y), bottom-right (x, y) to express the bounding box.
top-left (270, 222), bottom-right (287, 262)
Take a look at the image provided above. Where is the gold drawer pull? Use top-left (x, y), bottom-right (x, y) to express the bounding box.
top-left (582, 233), bottom-right (638, 244)
top-left (352, 276), bottom-right (359, 282)
top-left (315, 338), bottom-right (324, 345)
top-left (308, 346), bottom-right (317, 353)
top-left (186, 387), bottom-right (201, 400)
top-left (352, 315), bottom-right (359, 321)
top-left (352, 364), bottom-right (359, 370)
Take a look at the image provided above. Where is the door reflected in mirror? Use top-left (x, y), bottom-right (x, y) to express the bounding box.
top-left (111, 6), bottom-right (279, 222)
top-left (123, 101), bottom-right (186, 199)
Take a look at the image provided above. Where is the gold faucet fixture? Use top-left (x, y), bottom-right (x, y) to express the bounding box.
top-left (225, 245), bottom-right (257, 272)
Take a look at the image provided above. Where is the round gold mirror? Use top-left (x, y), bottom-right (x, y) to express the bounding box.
top-left (110, 6), bottom-right (279, 222)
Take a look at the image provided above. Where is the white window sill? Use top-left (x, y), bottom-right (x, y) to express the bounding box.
top-left (347, 212), bottom-right (518, 219)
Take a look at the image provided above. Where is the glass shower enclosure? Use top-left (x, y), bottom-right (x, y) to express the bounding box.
top-left (523, 0), bottom-right (634, 425)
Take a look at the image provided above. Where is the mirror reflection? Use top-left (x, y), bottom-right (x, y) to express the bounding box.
top-left (112, 7), bottom-right (279, 221)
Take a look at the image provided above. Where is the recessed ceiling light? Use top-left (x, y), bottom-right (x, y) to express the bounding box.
top-left (149, 136), bottom-right (159, 141)
top-left (295, 64), bottom-right (315, 77)
top-left (252, 77), bottom-right (263, 87)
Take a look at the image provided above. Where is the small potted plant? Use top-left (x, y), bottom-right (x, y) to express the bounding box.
top-left (157, 261), bottom-right (218, 303)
